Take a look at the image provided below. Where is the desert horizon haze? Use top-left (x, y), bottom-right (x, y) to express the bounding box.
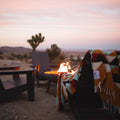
top-left (0, 0), bottom-right (120, 50)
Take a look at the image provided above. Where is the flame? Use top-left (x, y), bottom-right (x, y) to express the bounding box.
top-left (57, 61), bottom-right (75, 74)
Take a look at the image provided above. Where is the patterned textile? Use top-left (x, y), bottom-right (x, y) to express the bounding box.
top-left (56, 69), bottom-right (79, 110)
top-left (91, 50), bottom-right (120, 114)
top-left (56, 49), bottom-right (120, 115)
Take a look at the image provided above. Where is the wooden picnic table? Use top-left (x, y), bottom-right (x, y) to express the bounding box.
top-left (0, 65), bottom-right (21, 78)
top-left (0, 65), bottom-right (20, 70)
top-left (0, 69), bottom-right (37, 102)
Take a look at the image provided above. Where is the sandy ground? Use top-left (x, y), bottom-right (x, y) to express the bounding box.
top-left (0, 85), bottom-right (75, 120)
top-left (0, 59), bottom-right (75, 120)
top-left (0, 59), bottom-right (118, 120)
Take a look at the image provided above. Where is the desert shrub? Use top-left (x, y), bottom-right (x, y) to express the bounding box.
top-left (69, 55), bottom-right (74, 62)
top-left (0, 51), bottom-right (3, 59)
top-left (69, 54), bottom-right (82, 66)
top-left (10, 53), bottom-right (30, 61)
top-left (8, 55), bottom-right (15, 60)
top-left (46, 44), bottom-right (65, 66)
top-left (0, 51), bottom-right (3, 55)
top-left (0, 56), bottom-right (3, 59)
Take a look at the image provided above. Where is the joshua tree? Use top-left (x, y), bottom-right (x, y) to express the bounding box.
top-left (27, 33), bottom-right (45, 51)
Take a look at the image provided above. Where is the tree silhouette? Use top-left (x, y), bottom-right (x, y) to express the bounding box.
top-left (27, 33), bottom-right (45, 51)
top-left (46, 44), bottom-right (61, 59)
top-left (46, 44), bottom-right (65, 65)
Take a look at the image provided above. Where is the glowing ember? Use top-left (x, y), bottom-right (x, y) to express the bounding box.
top-left (57, 61), bottom-right (75, 74)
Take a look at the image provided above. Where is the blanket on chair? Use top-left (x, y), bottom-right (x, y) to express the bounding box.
top-left (56, 49), bottom-right (120, 115)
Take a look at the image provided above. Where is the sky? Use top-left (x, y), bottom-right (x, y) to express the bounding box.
top-left (0, 0), bottom-right (120, 50)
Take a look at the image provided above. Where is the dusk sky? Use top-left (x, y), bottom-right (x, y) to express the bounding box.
top-left (0, 0), bottom-right (120, 50)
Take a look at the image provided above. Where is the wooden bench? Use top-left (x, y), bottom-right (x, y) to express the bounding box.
top-left (0, 69), bottom-right (36, 102)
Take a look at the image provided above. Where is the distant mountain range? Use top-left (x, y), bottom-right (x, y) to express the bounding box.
top-left (0, 46), bottom-right (119, 57)
top-left (0, 46), bottom-right (87, 57)
top-left (0, 46), bottom-right (32, 55)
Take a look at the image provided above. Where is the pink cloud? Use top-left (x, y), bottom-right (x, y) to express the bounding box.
top-left (1, 0), bottom-right (119, 25)
top-left (0, 0), bottom-right (120, 49)
top-left (1, 0), bottom-right (120, 10)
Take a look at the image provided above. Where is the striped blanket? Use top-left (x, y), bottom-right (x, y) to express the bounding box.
top-left (56, 49), bottom-right (120, 115)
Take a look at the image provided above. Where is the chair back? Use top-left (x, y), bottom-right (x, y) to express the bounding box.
top-left (31, 51), bottom-right (50, 75)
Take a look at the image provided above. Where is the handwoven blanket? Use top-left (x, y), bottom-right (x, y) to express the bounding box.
top-left (56, 49), bottom-right (120, 115)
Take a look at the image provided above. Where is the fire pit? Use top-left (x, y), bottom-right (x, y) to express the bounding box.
top-left (44, 71), bottom-right (58, 93)
top-left (57, 61), bottom-right (75, 74)
top-left (45, 61), bottom-right (75, 92)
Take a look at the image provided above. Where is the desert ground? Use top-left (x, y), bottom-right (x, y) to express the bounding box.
top-left (0, 59), bottom-right (119, 120)
top-left (0, 59), bottom-right (75, 120)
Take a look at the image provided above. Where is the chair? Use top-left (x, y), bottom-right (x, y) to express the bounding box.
top-left (31, 51), bottom-right (51, 87)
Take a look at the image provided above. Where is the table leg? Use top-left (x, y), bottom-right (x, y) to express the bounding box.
top-left (27, 71), bottom-right (35, 101)
top-left (13, 67), bottom-right (20, 79)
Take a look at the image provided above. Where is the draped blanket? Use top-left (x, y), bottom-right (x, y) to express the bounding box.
top-left (56, 49), bottom-right (120, 115)
top-left (91, 50), bottom-right (120, 114)
top-left (56, 69), bottom-right (80, 110)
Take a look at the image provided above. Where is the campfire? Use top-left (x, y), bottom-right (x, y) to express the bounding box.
top-left (57, 61), bottom-right (75, 74)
